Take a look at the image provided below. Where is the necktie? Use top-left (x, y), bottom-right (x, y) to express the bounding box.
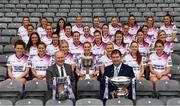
top-left (114, 67), bottom-right (119, 77)
top-left (60, 66), bottom-right (64, 77)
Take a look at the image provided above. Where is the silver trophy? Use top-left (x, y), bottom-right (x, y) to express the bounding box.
top-left (81, 56), bottom-right (94, 79)
top-left (56, 77), bottom-right (68, 101)
top-left (110, 76), bottom-right (131, 98)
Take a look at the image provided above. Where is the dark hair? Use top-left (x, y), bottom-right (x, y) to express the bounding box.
top-left (122, 22), bottom-right (129, 27)
top-left (22, 16), bottom-right (30, 22)
top-left (93, 30), bottom-right (102, 44)
top-left (38, 41), bottom-right (47, 49)
top-left (111, 16), bottom-right (119, 22)
top-left (83, 41), bottom-right (92, 48)
top-left (55, 18), bottom-right (66, 36)
top-left (130, 41), bottom-right (142, 65)
top-left (140, 25), bottom-right (148, 30)
top-left (136, 29), bottom-right (146, 45)
top-left (155, 39), bottom-right (164, 47)
top-left (14, 39), bottom-right (26, 49)
top-left (114, 30), bottom-right (126, 47)
top-left (164, 13), bottom-right (172, 23)
top-left (28, 24), bottom-right (34, 29)
top-left (102, 24), bottom-right (109, 35)
top-left (111, 49), bottom-right (122, 57)
top-left (51, 32), bottom-right (60, 45)
top-left (39, 17), bottom-right (48, 27)
top-left (128, 14), bottom-right (137, 25)
top-left (94, 30), bottom-right (101, 35)
top-left (73, 31), bottom-right (80, 36)
top-left (26, 32), bottom-right (41, 52)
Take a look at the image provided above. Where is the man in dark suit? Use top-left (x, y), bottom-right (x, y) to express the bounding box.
top-left (102, 49), bottom-right (135, 99)
top-left (46, 51), bottom-right (75, 99)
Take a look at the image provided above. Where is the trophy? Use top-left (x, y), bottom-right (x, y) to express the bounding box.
top-left (81, 56), bottom-right (94, 79)
top-left (53, 77), bottom-right (68, 101)
top-left (110, 76), bottom-right (131, 98)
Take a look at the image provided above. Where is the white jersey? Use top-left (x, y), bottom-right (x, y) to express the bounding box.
top-left (37, 27), bottom-right (47, 38)
top-left (160, 23), bottom-right (177, 42)
top-left (7, 54), bottom-right (30, 78)
top-left (64, 52), bottom-right (75, 65)
top-left (69, 42), bottom-right (83, 58)
top-left (41, 35), bottom-right (52, 46)
top-left (99, 54), bottom-right (112, 67)
top-left (148, 26), bottom-right (159, 40)
top-left (59, 29), bottom-right (65, 37)
top-left (28, 46), bottom-right (38, 59)
top-left (17, 26), bottom-right (29, 44)
top-left (128, 25), bottom-right (140, 36)
top-left (123, 54), bottom-right (145, 77)
top-left (148, 52), bottom-right (172, 74)
top-left (46, 44), bottom-right (59, 57)
top-left (60, 34), bottom-right (73, 45)
top-left (138, 42), bottom-right (150, 57)
top-left (17, 26), bottom-right (27, 36)
top-left (31, 54), bottom-right (52, 76)
top-left (80, 34), bottom-right (94, 43)
top-left (109, 24), bottom-right (121, 36)
top-left (164, 41), bottom-right (173, 54)
top-left (92, 42), bottom-right (106, 59)
top-left (72, 25), bottom-right (84, 36)
top-left (102, 34), bottom-right (113, 43)
top-left (90, 26), bottom-right (102, 36)
top-left (123, 34), bottom-right (135, 47)
top-left (113, 43), bottom-right (128, 56)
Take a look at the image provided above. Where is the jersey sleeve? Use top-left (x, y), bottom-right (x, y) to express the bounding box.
top-left (172, 24), bottom-right (177, 33)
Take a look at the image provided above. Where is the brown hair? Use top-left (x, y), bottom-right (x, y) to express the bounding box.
top-left (130, 41), bottom-right (142, 65)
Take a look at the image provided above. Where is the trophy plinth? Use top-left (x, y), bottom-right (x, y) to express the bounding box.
top-left (81, 56), bottom-right (94, 79)
top-left (110, 76), bottom-right (131, 98)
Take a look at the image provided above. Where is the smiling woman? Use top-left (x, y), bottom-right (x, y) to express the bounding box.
top-left (148, 40), bottom-right (172, 88)
top-left (7, 40), bottom-right (30, 84)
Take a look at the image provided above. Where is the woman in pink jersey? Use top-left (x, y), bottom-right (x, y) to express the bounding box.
top-left (7, 40), bottom-right (30, 84)
top-left (149, 40), bottom-right (172, 87)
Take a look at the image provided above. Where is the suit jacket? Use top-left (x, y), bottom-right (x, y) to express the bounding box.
top-left (102, 63), bottom-right (135, 99)
top-left (46, 63), bottom-right (75, 91)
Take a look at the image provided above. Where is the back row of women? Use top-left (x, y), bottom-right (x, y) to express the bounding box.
top-left (7, 14), bottom-right (175, 87)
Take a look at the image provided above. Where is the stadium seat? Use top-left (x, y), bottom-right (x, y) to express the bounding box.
top-left (0, 45), bottom-right (3, 54)
top-left (45, 99), bottom-right (73, 106)
top-left (0, 80), bottom-right (23, 103)
top-left (106, 98), bottom-right (134, 106)
top-left (0, 67), bottom-right (7, 81)
top-left (15, 99), bottom-right (43, 106)
top-left (171, 65), bottom-right (180, 82)
top-left (8, 23), bottom-right (21, 29)
top-left (173, 43), bottom-right (180, 54)
top-left (136, 98), bottom-right (165, 106)
top-left (24, 80), bottom-right (48, 102)
top-left (0, 99), bottom-right (13, 106)
top-left (2, 29), bottom-right (17, 36)
top-left (3, 44), bottom-right (15, 55)
top-left (156, 80), bottom-right (180, 103)
top-left (0, 55), bottom-right (8, 67)
top-left (136, 80), bottom-right (155, 99)
top-left (0, 36), bottom-right (11, 45)
top-left (172, 53), bottom-right (180, 65)
top-left (77, 79), bottom-right (100, 99)
top-left (166, 97), bottom-right (180, 106)
top-left (76, 98), bottom-right (103, 106)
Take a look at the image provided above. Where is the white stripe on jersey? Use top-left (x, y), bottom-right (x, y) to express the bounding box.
top-left (72, 25), bottom-right (84, 36)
